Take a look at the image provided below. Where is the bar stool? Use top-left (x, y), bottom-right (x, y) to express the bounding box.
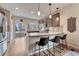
top-left (60, 34), bottom-right (67, 49)
top-left (35, 37), bottom-right (49, 56)
top-left (50, 36), bottom-right (61, 55)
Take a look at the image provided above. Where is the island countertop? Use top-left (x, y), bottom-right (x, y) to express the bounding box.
top-left (28, 32), bottom-right (64, 37)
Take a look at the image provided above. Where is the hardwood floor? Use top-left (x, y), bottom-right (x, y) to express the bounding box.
top-left (5, 37), bottom-right (27, 56)
top-left (4, 38), bottom-right (72, 56)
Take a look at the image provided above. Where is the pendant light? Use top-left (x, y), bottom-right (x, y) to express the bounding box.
top-left (56, 8), bottom-right (59, 21)
top-left (37, 3), bottom-right (40, 16)
top-left (49, 3), bottom-right (52, 19)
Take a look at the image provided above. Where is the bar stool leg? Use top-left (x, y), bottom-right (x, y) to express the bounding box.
top-left (47, 43), bottom-right (55, 56)
top-left (59, 40), bottom-right (62, 56)
top-left (39, 46), bottom-right (40, 56)
top-left (53, 43), bottom-right (55, 55)
top-left (65, 39), bottom-right (67, 49)
top-left (47, 43), bottom-right (50, 56)
top-left (61, 40), bottom-right (64, 50)
top-left (43, 46), bottom-right (45, 56)
top-left (35, 44), bottom-right (36, 56)
top-left (43, 46), bottom-right (48, 56)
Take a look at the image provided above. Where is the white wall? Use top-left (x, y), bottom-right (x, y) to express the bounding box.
top-left (60, 4), bottom-right (79, 49)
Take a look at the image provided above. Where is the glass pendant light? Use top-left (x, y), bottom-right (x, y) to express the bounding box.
top-left (49, 14), bottom-right (52, 19)
top-left (56, 17), bottom-right (59, 21)
top-left (56, 8), bottom-right (59, 21)
top-left (49, 3), bottom-right (52, 19)
top-left (37, 3), bottom-right (40, 16)
top-left (37, 11), bottom-right (40, 16)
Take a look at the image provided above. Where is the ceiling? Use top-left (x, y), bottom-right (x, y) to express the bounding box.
top-left (0, 3), bottom-right (71, 20)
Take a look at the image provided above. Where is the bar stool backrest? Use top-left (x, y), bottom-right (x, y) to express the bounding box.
top-left (39, 37), bottom-right (49, 46)
top-left (53, 36), bottom-right (60, 43)
top-left (61, 34), bottom-right (67, 40)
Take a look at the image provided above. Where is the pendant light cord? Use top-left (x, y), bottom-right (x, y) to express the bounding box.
top-left (38, 3), bottom-right (40, 11)
top-left (49, 3), bottom-right (51, 15)
top-left (56, 8), bottom-right (59, 13)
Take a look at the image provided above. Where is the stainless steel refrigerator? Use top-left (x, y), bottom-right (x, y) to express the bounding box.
top-left (0, 11), bottom-right (7, 56)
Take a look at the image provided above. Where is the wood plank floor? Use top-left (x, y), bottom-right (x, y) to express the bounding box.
top-left (5, 38), bottom-right (70, 56)
top-left (5, 37), bottom-right (27, 56)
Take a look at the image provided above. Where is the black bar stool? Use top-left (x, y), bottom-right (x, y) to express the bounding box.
top-left (60, 34), bottom-right (67, 49)
top-left (50, 36), bottom-right (61, 55)
top-left (35, 37), bottom-right (49, 56)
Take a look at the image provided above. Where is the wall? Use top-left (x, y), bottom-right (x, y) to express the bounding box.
top-left (60, 4), bottom-right (79, 49)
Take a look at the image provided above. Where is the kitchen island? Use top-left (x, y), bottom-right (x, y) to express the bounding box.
top-left (27, 32), bottom-right (64, 55)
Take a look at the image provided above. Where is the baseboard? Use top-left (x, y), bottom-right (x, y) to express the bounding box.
top-left (60, 43), bottom-right (79, 52)
top-left (67, 45), bottom-right (79, 52)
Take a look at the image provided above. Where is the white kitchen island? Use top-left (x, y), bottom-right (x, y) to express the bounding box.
top-left (27, 32), bottom-right (64, 55)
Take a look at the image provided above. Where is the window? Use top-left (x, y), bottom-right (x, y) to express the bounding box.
top-left (15, 21), bottom-right (25, 31)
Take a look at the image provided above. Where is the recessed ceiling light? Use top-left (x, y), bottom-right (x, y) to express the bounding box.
top-left (16, 7), bottom-right (19, 10)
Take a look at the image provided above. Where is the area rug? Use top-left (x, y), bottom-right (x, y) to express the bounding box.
top-left (64, 50), bottom-right (79, 56)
